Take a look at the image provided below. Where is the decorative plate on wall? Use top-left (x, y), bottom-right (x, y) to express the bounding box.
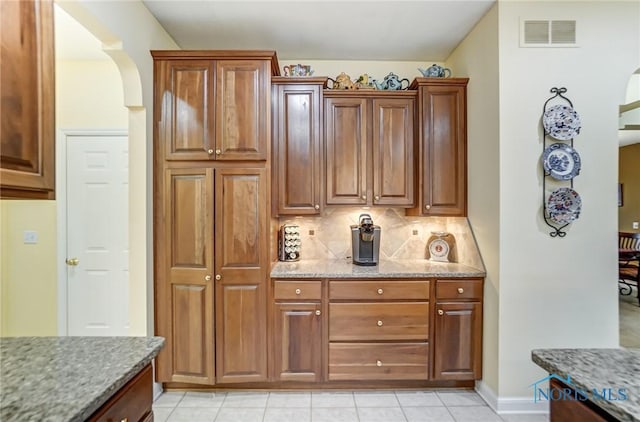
top-left (547, 187), bottom-right (582, 225)
top-left (542, 143), bottom-right (581, 180)
top-left (543, 104), bottom-right (581, 140)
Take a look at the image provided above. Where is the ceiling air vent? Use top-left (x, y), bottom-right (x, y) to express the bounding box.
top-left (521, 19), bottom-right (578, 47)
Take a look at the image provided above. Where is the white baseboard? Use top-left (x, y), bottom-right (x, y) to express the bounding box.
top-left (476, 380), bottom-right (549, 415)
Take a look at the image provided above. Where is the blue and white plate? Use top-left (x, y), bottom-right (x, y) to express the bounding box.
top-left (542, 143), bottom-right (581, 180)
top-left (547, 187), bottom-right (582, 225)
top-left (543, 104), bottom-right (581, 140)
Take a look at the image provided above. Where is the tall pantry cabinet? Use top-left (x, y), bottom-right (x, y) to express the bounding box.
top-left (152, 51), bottom-right (277, 385)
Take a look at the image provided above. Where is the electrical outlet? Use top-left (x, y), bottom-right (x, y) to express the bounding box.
top-left (633, 222), bottom-right (639, 230)
top-left (23, 230), bottom-right (38, 244)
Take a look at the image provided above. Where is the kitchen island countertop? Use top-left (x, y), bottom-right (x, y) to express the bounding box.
top-left (532, 348), bottom-right (640, 422)
top-left (271, 258), bottom-right (486, 278)
top-left (0, 336), bottom-right (164, 422)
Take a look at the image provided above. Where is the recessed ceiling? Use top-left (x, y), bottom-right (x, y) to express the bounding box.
top-left (141, 0), bottom-right (496, 61)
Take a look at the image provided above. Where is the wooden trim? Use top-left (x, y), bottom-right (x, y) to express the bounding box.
top-left (409, 77), bottom-right (470, 89)
top-left (163, 379), bottom-right (476, 390)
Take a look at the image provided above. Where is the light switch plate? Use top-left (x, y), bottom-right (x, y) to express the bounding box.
top-left (23, 230), bottom-right (38, 244)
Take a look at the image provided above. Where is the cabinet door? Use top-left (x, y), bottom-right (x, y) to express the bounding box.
top-left (0, 0), bottom-right (54, 199)
top-left (420, 84), bottom-right (467, 215)
top-left (156, 60), bottom-right (215, 160)
top-left (433, 302), bottom-right (482, 380)
top-left (156, 168), bottom-right (215, 385)
top-left (372, 98), bottom-right (414, 206)
top-left (325, 97), bottom-right (368, 205)
top-left (272, 302), bottom-right (322, 382)
top-left (215, 60), bottom-right (269, 160)
top-left (273, 83), bottom-right (322, 214)
top-left (215, 168), bottom-right (268, 382)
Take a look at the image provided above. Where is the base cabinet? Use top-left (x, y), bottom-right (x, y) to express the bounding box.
top-left (549, 379), bottom-right (615, 422)
top-left (88, 364), bottom-right (153, 422)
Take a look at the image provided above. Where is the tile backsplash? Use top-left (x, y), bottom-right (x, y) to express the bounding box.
top-left (278, 208), bottom-right (484, 270)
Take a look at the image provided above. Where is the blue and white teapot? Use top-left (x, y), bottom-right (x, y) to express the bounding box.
top-left (418, 64), bottom-right (452, 78)
top-left (372, 72), bottom-right (410, 90)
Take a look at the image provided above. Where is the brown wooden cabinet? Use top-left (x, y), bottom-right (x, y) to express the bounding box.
top-left (271, 279), bottom-right (323, 382)
top-left (88, 364), bottom-right (153, 422)
top-left (0, 0), bottom-right (55, 199)
top-left (432, 278), bottom-right (483, 380)
top-left (408, 78), bottom-right (468, 216)
top-left (153, 52), bottom-right (273, 162)
top-left (271, 77), bottom-right (326, 215)
top-left (324, 91), bottom-right (414, 207)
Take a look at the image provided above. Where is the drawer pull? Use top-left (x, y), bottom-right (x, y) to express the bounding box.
top-left (315, 310), bottom-right (321, 316)
top-left (377, 320), bottom-right (383, 327)
top-left (295, 288), bottom-right (301, 295)
top-left (376, 360), bottom-right (383, 367)
top-left (458, 287), bottom-right (464, 294)
top-left (377, 288), bottom-right (383, 295)
top-left (438, 309), bottom-right (444, 315)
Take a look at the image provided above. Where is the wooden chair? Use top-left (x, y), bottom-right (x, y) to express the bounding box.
top-left (619, 232), bottom-right (640, 306)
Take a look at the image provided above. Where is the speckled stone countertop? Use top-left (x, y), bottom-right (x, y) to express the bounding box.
top-left (532, 348), bottom-right (640, 421)
top-left (0, 336), bottom-right (164, 422)
top-left (271, 259), bottom-right (486, 278)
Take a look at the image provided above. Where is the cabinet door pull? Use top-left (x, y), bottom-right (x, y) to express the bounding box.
top-left (314, 204), bottom-right (320, 210)
top-left (374, 195), bottom-right (380, 201)
top-left (376, 360), bottom-right (383, 367)
top-left (204, 275), bottom-right (212, 281)
top-left (361, 194), bottom-right (367, 200)
top-left (377, 320), bottom-right (383, 327)
top-left (315, 310), bottom-right (321, 316)
top-left (458, 287), bottom-right (464, 294)
top-left (215, 274), bottom-right (222, 280)
top-left (215, 149), bottom-right (222, 155)
top-left (438, 309), bottom-right (444, 315)
top-left (207, 149), bottom-right (214, 154)
top-left (425, 204), bottom-right (431, 210)
top-left (295, 288), bottom-right (301, 295)
top-left (377, 288), bottom-right (383, 295)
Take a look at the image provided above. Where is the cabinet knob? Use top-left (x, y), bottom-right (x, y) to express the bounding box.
top-left (204, 275), bottom-right (212, 281)
top-left (377, 320), bottom-right (383, 327)
top-left (215, 274), bottom-right (222, 280)
top-left (315, 310), bottom-right (321, 316)
top-left (376, 360), bottom-right (383, 367)
top-left (458, 287), bottom-right (464, 294)
top-left (207, 149), bottom-right (214, 154)
top-left (377, 288), bottom-right (383, 295)
top-left (295, 288), bottom-right (301, 295)
top-left (314, 204), bottom-right (320, 210)
top-left (374, 195), bottom-right (380, 201)
top-left (215, 149), bottom-right (222, 155)
top-left (361, 195), bottom-right (367, 200)
top-left (425, 204), bottom-right (431, 210)
top-left (438, 309), bottom-right (444, 315)
top-left (65, 257), bottom-right (79, 266)
top-left (120, 418), bottom-right (129, 422)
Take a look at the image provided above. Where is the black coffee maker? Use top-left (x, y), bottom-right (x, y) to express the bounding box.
top-left (351, 214), bottom-right (381, 266)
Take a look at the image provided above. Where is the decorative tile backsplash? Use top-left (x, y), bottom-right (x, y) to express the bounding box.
top-left (278, 208), bottom-right (485, 270)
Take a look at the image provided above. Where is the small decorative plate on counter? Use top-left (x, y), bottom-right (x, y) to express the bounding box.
top-left (542, 143), bottom-right (581, 180)
top-left (547, 187), bottom-right (582, 225)
top-left (543, 104), bottom-right (581, 140)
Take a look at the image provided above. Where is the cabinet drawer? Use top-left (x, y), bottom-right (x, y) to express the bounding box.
top-left (88, 364), bottom-right (152, 422)
top-left (436, 279), bottom-right (482, 300)
top-left (330, 280), bottom-right (429, 300)
top-left (329, 342), bottom-right (428, 381)
top-left (273, 280), bottom-right (322, 300)
top-left (330, 302), bottom-right (428, 341)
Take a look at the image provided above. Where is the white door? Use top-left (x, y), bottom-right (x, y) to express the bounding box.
top-left (66, 135), bottom-right (129, 336)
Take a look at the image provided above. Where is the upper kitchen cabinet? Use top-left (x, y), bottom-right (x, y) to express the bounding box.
top-left (324, 91), bottom-right (415, 207)
top-left (0, 0), bottom-right (55, 199)
top-left (408, 78), bottom-right (468, 216)
top-left (272, 77), bottom-right (327, 215)
top-left (152, 51), bottom-right (278, 161)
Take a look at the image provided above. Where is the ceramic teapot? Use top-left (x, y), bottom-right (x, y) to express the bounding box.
top-left (418, 64), bottom-right (452, 78)
top-left (329, 72), bottom-right (356, 90)
top-left (372, 72), bottom-right (410, 90)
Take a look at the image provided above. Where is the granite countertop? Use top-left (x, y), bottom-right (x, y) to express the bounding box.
top-left (532, 348), bottom-right (640, 421)
top-left (0, 336), bottom-right (165, 422)
top-left (271, 258), bottom-right (486, 279)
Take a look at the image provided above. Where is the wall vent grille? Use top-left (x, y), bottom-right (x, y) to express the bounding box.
top-left (521, 19), bottom-right (578, 47)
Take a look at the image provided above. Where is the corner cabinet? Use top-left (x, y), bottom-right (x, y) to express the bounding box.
top-left (408, 78), bottom-right (468, 216)
top-left (153, 51), bottom-right (276, 386)
top-left (324, 91), bottom-right (415, 207)
top-left (0, 0), bottom-right (55, 199)
top-left (271, 77), bottom-right (326, 215)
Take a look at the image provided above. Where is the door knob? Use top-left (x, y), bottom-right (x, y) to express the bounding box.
top-left (65, 258), bottom-right (79, 266)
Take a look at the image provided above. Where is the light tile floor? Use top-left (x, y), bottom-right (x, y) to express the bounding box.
top-left (153, 390), bottom-right (549, 422)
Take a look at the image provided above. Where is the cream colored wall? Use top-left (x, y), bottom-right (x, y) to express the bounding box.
top-left (446, 3), bottom-right (500, 395)
top-left (619, 143), bottom-right (640, 232)
top-left (0, 201), bottom-right (58, 336)
top-left (497, 0), bottom-right (639, 399)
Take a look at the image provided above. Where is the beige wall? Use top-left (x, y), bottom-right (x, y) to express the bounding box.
top-left (446, 3), bottom-right (500, 396)
top-left (619, 143), bottom-right (640, 232)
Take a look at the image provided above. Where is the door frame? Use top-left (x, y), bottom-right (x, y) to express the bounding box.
top-left (56, 129), bottom-right (128, 336)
